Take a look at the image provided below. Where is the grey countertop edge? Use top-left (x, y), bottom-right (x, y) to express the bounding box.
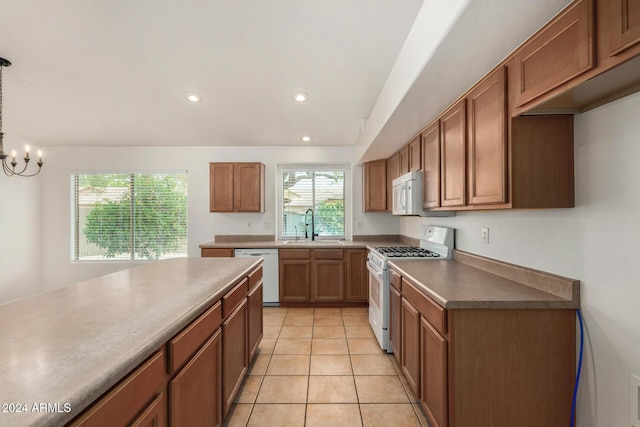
top-left (29, 259), bottom-right (262, 427)
top-left (389, 260), bottom-right (579, 310)
top-left (442, 300), bottom-right (579, 309)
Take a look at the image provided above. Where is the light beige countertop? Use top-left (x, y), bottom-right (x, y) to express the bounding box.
top-left (199, 239), bottom-right (409, 249)
top-left (389, 250), bottom-right (580, 309)
top-left (0, 257), bottom-right (261, 427)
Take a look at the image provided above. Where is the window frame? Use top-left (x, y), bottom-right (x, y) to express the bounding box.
top-left (276, 164), bottom-right (351, 241)
top-left (71, 170), bottom-right (188, 262)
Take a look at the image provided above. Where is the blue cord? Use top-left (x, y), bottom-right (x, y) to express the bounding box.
top-left (571, 309), bottom-right (584, 427)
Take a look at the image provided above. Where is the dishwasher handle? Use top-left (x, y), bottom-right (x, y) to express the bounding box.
top-left (235, 250), bottom-right (276, 257)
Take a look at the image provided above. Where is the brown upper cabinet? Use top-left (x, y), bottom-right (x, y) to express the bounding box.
top-left (399, 145), bottom-right (410, 174)
top-left (440, 99), bottom-right (467, 208)
top-left (210, 163), bottom-right (265, 213)
top-left (421, 121), bottom-right (440, 209)
top-left (513, 0), bottom-right (594, 112)
top-left (399, 138), bottom-right (422, 175)
top-left (386, 152), bottom-right (400, 212)
top-left (421, 69), bottom-right (507, 210)
top-left (363, 160), bottom-right (387, 212)
top-left (512, 0), bottom-right (640, 114)
top-left (371, 0), bottom-right (640, 212)
top-left (409, 136), bottom-right (422, 171)
top-left (598, 0), bottom-right (640, 65)
top-left (467, 67), bottom-right (507, 206)
top-left (425, 66), bottom-right (573, 211)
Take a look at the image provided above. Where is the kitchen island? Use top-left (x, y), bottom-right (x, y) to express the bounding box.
top-left (0, 257), bottom-right (262, 427)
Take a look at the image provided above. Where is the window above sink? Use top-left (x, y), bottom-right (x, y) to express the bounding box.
top-left (277, 165), bottom-right (350, 241)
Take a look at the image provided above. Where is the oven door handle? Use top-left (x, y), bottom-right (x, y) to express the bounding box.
top-left (366, 261), bottom-right (383, 280)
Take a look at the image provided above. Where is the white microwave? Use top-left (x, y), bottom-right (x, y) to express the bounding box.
top-left (392, 170), bottom-right (456, 217)
top-left (392, 171), bottom-right (423, 215)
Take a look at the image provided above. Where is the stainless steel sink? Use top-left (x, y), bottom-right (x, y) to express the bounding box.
top-left (282, 240), bottom-right (344, 245)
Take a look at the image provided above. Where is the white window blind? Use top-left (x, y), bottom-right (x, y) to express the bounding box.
top-left (72, 172), bottom-right (188, 261)
top-left (281, 168), bottom-right (346, 238)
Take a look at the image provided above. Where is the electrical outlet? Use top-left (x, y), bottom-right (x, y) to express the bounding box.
top-left (631, 374), bottom-right (640, 426)
top-left (246, 221), bottom-right (251, 228)
top-left (482, 227), bottom-right (490, 244)
top-left (356, 221), bottom-right (363, 231)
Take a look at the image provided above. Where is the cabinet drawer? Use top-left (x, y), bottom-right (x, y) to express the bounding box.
top-left (402, 278), bottom-right (447, 336)
top-left (71, 350), bottom-right (165, 426)
top-left (223, 278), bottom-right (249, 318)
top-left (313, 249), bottom-right (344, 260)
top-left (280, 249), bottom-right (311, 259)
top-left (168, 301), bottom-right (222, 374)
top-left (201, 248), bottom-right (234, 257)
top-left (130, 392), bottom-right (166, 427)
top-left (249, 266), bottom-right (263, 290)
top-left (389, 268), bottom-right (402, 292)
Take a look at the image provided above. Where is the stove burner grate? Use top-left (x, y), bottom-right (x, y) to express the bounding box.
top-left (373, 247), bottom-right (440, 258)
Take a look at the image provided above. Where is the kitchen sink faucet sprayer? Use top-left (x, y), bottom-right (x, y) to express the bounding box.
top-left (305, 208), bottom-right (319, 241)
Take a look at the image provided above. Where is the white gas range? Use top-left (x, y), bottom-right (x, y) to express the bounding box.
top-left (367, 226), bottom-right (454, 352)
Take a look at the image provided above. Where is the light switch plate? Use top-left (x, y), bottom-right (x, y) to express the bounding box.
top-left (631, 374), bottom-right (640, 426)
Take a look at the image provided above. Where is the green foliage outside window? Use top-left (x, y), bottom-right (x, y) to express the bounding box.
top-left (78, 173), bottom-right (187, 260)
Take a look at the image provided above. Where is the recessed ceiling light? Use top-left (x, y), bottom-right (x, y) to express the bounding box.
top-left (292, 92), bottom-right (308, 102)
top-left (301, 135), bottom-right (312, 142)
top-left (184, 92), bottom-right (202, 102)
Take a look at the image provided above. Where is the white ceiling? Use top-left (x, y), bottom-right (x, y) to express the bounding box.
top-left (0, 0), bottom-right (423, 148)
top-left (0, 0), bottom-right (575, 160)
top-left (357, 0), bottom-right (572, 162)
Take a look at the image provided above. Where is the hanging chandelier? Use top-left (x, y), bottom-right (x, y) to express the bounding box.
top-left (0, 57), bottom-right (43, 177)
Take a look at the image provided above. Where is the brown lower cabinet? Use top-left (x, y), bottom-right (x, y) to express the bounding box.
top-left (247, 276), bottom-right (263, 361)
top-left (421, 316), bottom-right (448, 427)
top-left (222, 299), bottom-right (248, 417)
top-left (388, 281), bottom-right (402, 365)
top-left (201, 248), bottom-right (234, 257)
top-left (70, 265), bottom-right (263, 427)
top-left (345, 249), bottom-right (368, 301)
top-left (70, 351), bottom-right (167, 427)
top-left (311, 249), bottom-right (344, 302)
top-left (170, 329), bottom-right (222, 427)
top-left (390, 267), bottom-right (576, 427)
top-left (400, 297), bottom-right (420, 396)
top-left (131, 393), bottom-right (166, 427)
top-left (279, 249), bottom-right (311, 303)
top-left (280, 248), bottom-right (367, 304)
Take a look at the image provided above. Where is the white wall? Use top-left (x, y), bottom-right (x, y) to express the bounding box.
top-left (401, 91), bottom-right (640, 427)
top-left (0, 170), bottom-right (42, 303)
top-left (0, 133), bottom-right (43, 304)
top-left (39, 145), bottom-right (399, 291)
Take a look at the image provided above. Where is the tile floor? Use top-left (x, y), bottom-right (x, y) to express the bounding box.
top-left (224, 307), bottom-right (431, 427)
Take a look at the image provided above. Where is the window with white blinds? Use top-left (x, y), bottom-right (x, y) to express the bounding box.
top-left (71, 172), bottom-right (188, 261)
top-left (281, 167), bottom-right (346, 239)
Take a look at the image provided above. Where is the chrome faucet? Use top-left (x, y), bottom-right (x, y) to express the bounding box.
top-left (305, 208), bottom-right (319, 241)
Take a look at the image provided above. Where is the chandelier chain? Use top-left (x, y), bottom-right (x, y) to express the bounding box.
top-left (0, 63), bottom-right (3, 134)
top-left (0, 57), bottom-right (44, 177)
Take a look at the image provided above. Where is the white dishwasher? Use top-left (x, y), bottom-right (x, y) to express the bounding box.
top-left (234, 249), bottom-right (279, 306)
